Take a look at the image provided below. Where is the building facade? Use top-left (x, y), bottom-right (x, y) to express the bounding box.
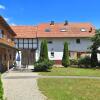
top-left (0, 16), bottom-right (16, 72)
top-left (11, 21), bottom-right (95, 66)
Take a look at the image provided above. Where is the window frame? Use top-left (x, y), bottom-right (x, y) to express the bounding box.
top-left (76, 39), bottom-right (80, 44)
top-left (80, 28), bottom-right (87, 32)
top-left (0, 30), bottom-right (4, 38)
top-left (45, 28), bottom-right (51, 32)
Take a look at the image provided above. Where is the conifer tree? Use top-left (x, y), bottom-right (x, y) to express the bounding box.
top-left (62, 42), bottom-right (70, 67)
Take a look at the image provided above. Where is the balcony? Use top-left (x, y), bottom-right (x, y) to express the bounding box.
top-left (0, 38), bottom-right (15, 47)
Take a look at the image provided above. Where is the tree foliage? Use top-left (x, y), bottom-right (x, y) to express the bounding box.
top-left (34, 40), bottom-right (53, 71)
top-left (39, 40), bottom-right (48, 61)
top-left (0, 76), bottom-right (3, 100)
top-left (62, 42), bottom-right (70, 67)
top-left (90, 29), bottom-right (100, 67)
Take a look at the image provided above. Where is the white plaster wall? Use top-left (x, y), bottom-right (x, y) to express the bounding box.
top-left (97, 47), bottom-right (100, 61)
top-left (36, 38), bottom-right (93, 61)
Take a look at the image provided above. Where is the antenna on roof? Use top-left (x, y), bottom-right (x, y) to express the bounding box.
top-left (64, 20), bottom-right (68, 25)
top-left (50, 21), bottom-right (54, 25)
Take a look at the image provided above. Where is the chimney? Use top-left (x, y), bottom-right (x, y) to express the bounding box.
top-left (64, 20), bottom-right (68, 25)
top-left (89, 27), bottom-right (92, 32)
top-left (50, 21), bottom-right (54, 25)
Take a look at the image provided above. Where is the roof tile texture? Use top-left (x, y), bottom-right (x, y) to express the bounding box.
top-left (11, 23), bottom-right (95, 38)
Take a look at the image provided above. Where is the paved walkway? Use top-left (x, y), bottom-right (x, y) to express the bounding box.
top-left (38, 76), bottom-right (100, 79)
top-left (2, 69), bottom-right (100, 100)
top-left (4, 74), bottom-right (100, 80)
top-left (2, 70), bottom-right (47, 100)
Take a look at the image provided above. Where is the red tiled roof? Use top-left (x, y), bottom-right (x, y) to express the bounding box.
top-left (11, 23), bottom-right (95, 38)
top-left (11, 26), bottom-right (37, 38)
top-left (37, 23), bottom-right (95, 38)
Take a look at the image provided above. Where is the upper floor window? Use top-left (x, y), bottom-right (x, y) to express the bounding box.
top-left (48, 41), bottom-right (53, 44)
top-left (76, 39), bottom-right (80, 44)
top-left (80, 28), bottom-right (86, 32)
top-left (60, 28), bottom-right (67, 32)
top-left (45, 28), bottom-right (51, 32)
top-left (0, 30), bottom-right (4, 38)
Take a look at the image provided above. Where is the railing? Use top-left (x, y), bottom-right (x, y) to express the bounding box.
top-left (0, 38), bottom-right (15, 47)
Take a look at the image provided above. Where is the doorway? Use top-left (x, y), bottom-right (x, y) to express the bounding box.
top-left (21, 49), bottom-right (35, 67)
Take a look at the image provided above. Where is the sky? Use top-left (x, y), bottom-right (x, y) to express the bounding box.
top-left (0, 0), bottom-right (100, 28)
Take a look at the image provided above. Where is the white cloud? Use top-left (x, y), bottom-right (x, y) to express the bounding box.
top-left (4, 17), bottom-right (9, 22)
top-left (0, 4), bottom-right (5, 10)
top-left (10, 23), bottom-right (16, 26)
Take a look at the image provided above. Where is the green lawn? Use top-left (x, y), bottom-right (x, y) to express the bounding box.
top-left (38, 78), bottom-right (100, 100)
top-left (39, 67), bottom-right (100, 76)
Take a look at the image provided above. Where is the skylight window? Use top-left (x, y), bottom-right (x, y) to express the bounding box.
top-left (80, 28), bottom-right (86, 32)
top-left (45, 28), bottom-right (51, 32)
top-left (60, 28), bottom-right (67, 32)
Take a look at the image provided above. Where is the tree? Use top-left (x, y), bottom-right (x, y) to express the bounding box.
top-left (39, 41), bottom-right (44, 61)
top-left (43, 40), bottom-right (48, 60)
top-left (34, 40), bottom-right (53, 71)
top-left (91, 48), bottom-right (98, 67)
top-left (0, 76), bottom-right (3, 100)
top-left (62, 42), bottom-right (70, 67)
top-left (90, 29), bottom-right (100, 67)
top-left (39, 40), bottom-right (48, 62)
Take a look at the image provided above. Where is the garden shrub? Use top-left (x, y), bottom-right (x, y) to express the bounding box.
top-left (78, 56), bottom-right (91, 68)
top-left (34, 40), bottom-right (54, 71)
top-left (0, 75), bottom-right (4, 100)
top-left (34, 60), bottom-right (54, 71)
top-left (70, 59), bottom-right (78, 65)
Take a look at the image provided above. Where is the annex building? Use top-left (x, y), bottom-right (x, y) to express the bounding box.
top-left (0, 16), bottom-right (96, 69)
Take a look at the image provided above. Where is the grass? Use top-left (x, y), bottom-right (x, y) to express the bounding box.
top-left (38, 78), bottom-right (100, 100)
top-left (39, 67), bottom-right (100, 77)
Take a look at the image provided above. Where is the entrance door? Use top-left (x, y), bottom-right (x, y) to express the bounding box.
top-left (21, 49), bottom-right (35, 66)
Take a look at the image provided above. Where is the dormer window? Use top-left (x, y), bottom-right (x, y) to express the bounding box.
top-left (0, 30), bottom-right (4, 38)
top-left (45, 28), bottom-right (51, 32)
top-left (80, 28), bottom-right (86, 32)
top-left (60, 28), bottom-right (67, 32)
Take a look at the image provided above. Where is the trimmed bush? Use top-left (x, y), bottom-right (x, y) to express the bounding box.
top-left (34, 40), bottom-right (54, 71)
top-left (0, 76), bottom-right (3, 100)
top-left (70, 59), bottom-right (78, 65)
top-left (78, 56), bottom-right (91, 68)
top-left (34, 60), bottom-right (54, 71)
top-left (62, 42), bottom-right (70, 67)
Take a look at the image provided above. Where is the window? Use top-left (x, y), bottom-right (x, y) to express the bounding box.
top-left (51, 52), bottom-right (54, 57)
top-left (76, 39), bottom-right (80, 44)
top-left (45, 28), bottom-right (51, 32)
top-left (60, 28), bottom-right (67, 32)
top-left (51, 48), bottom-right (54, 57)
top-left (48, 41), bottom-right (53, 44)
top-left (0, 30), bottom-right (4, 38)
top-left (80, 28), bottom-right (86, 32)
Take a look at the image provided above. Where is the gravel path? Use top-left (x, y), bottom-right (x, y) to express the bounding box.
top-left (4, 75), bottom-right (100, 80)
top-left (2, 71), bottom-right (47, 100)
